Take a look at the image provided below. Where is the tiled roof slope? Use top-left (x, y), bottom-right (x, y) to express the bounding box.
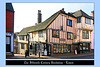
top-left (18, 9), bottom-right (76, 35)
top-left (73, 10), bottom-right (93, 19)
top-left (18, 26), bottom-right (35, 35)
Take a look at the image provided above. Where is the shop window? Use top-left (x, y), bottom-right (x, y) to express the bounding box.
top-left (52, 29), bottom-right (59, 38)
top-left (82, 30), bottom-right (89, 39)
top-left (53, 45), bottom-right (56, 53)
top-left (67, 19), bottom-right (72, 27)
top-left (63, 45), bottom-right (68, 53)
top-left (68, 45), bottom-right (71, 52)
top-left (53, 45), bottom-right (71, 53)
top-left (21, 44), bottom-right (24, 49)
top-left (67, 32), bottom-right (73, 39)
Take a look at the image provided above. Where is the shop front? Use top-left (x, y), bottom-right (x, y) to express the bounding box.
top-left (72, 42), bottom-right (91, 54)
top-left (79, 43), bottom-right (90, 54)
top-left (53, 44), bottom-right (71, 55)
top-left (29, 42), bottom-right (51, 56)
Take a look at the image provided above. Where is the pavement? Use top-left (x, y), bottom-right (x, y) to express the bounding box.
top-left (6, 53), bottom-right (94, 59)
top-left (51, 53), bottom-right (94, 59)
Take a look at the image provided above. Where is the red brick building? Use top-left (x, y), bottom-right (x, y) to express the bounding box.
top-left (6, 3), bottom-right (14, 56)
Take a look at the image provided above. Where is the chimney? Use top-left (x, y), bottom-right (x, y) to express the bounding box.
top-left (90, 11), bottom-right (94, 17)
top-left (37, 10), bottom-right (42, 24)
top-left (61, 8), bottom-right (64, 11)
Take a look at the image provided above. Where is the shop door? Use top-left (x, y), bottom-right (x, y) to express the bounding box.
top-left (6, 36), bottom-right (11, 52)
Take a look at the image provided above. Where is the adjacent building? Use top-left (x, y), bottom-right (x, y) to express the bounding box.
top-left (73, 10), bottom-right (94, 53)
top-left (17, 8), bottom-right (94, 56)
top-left (6, 3), bottom-right (14, 56)
top-left (90, 11), bottom-right (94, 52)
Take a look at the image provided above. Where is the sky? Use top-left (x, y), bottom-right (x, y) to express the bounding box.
top-left (12, 3), bottom-right (94, 32)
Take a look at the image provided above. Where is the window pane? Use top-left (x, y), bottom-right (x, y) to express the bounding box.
top-left (52, 30), bottom-right (59, 37)
top-left (39, 31), bottom-right (43, 37)
top-left (71, 33), bottom-right (73, 39)
top-left (21, 44), bottom-right (24, 49)
top-left (68, 33), bottom-right (70, 39)
top-left (6, 37), bottom-right (10, 44)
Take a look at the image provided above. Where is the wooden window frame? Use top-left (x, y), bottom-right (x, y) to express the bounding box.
top-left (67, 19), bottom-right (72, 27)
top-left (52, 29), bottom-right (59, 38)
top-left (21, 43), bottom-right (24, 49)
top-left (82, 30), bottom-right (89, 39)
top-left (67, 32), bottom-right (73, 40)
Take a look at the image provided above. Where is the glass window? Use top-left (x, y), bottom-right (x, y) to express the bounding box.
top-left (82, 30), bottom-right (89, 39)
top-left (39, 31), bottom-right (43, 37)
top-left (61, 26), bottom-right (63, 30)
top-left (53, 45), bottom-right (71, 53)
top-left (85, 18), bottom-right (91, 25)
top-left (52, 30), bottom-right (59, 38)
top-left (67, 19), bottom-right (72, 27)
top-left (67, 32), bottom-right (73, 39)
top-left (68, 45), bottom-right (71, 52)
top-left (6, 37), bottom-right (10, 44)
top-left (30, 33), bottom-right (33, 38)
top-left (19, 36), bottom-right (24, 40)
top-left (21, 44), bottom-right (24, 49)
top-left (77, 17), bottom-right (81, 23)
top-left (53, 45), bottom-right (56, 53)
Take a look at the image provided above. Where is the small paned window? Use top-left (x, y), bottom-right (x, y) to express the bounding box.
top-left (61, 26), bottom-right (63, 30)
top-left (82, 30), bottom-right (89, 39)
top-left (21, 44), bottom-right (24, 49)
top-left (39, 31), bottom-right (43, 37)
top-left (77, 17), bottom-right (81, 23)
top-left (67, 19), bottom-right (72, 27)
top-left (52, 29), bottom-right (59, 38)
top-left (67, 32), bottom-right (73, 39)
top-left (19, 36), bottom-right (24, 40)
top-left (85, 18), bottom-right (91, 25)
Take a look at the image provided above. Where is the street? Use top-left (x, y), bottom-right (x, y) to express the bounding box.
top-left (60, 55), bottom-right (94, 59)
top-left (6, 53), bottom-right (94, 59)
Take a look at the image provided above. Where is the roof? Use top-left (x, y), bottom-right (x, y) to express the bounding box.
top-left (18, 9), bottom-right (76, 35)
top-left (6, 3), bottom-right (14, 12)
top-left (28, 10), bottom-right (76, 33)
top-left (18, 26), bottom-right (34, 35)
top-left (73, 10), bottom-right (93, 19)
